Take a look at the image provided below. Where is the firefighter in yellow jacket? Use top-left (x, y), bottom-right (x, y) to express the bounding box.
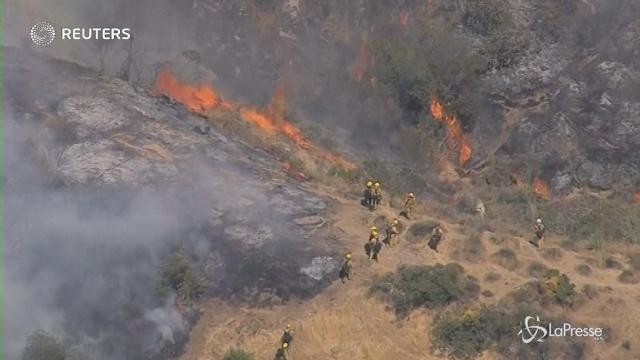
top-left (384, 218), bottom-right (400, 247)
top-left (401, 192), bottom-right (416, 219)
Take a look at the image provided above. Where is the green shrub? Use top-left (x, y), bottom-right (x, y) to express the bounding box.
top-left (158, 247), bottom-right (207, 304)
top-left (370, 19), bottom-right (486, 125)
top-left (552, 272), bottom-right (577, 307)
top-left (371, 263), bottom-right (479, 317)
top-left (541, 196), bottom-right (640, 245)
top-left (223, 349), bottom-right (255, 360)
top-left (433, 305), bottom-right (535, 359)
top-left (22, 331), bottom-right (68, 360)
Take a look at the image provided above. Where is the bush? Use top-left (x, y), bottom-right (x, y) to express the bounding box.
top-left (223, 349), bottom-right (255, 360)
top-left (541, 196), bottom-right (640, 245)
top-left (630, 253), bottom-right (640, 271)
top-left (370, 19), bottom-right (486, 125)
top-left (22, 330), bottom-right (68, 360)
top-left (492, 248), bottom-right (519, 270)
top-left (371, 263), bottom-right (479, 317)
top-left (618, 270), bottom-right (639, 284)
top-left (433, 305), bottom-right (536, 359)
top-left (546, 270), bottom-right (576, 307)
top-left (158, 247), bottom-right (207, 304)
top-left (575, 264), bottom-right (592, 277)
top-left (527, 261), bottom-right (549, 278)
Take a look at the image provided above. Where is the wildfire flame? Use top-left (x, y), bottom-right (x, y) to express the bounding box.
top-left (430, 97), bottom-right (473, 166)
top-left (154, 67), bottom-right (232, 114)
top-left (154, 67), bottom-right (355, 171)
top-left (532, 178), bottom-right (551, 200)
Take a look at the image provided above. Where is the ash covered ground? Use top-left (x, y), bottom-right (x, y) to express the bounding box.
top-left (4, 47), bottom-right (337, 359)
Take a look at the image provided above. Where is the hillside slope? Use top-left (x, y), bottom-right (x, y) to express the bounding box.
top-left (182, 186), bottom-right (640, 360)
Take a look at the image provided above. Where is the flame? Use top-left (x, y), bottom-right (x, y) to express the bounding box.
top-left (430, 97), bottom-right (473, 166)
top-left (532, 178), bottom-right (551, 200)
top-left (154, 67), bottom-right (355, 171)
top-left (154, 67), bottom-right (232, 114)
top-left (239, 108), bottom-right (278, 134)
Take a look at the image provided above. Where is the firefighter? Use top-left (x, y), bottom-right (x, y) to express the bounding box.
top-left (363, 181), bottom-right (374, 209)
top-left (365, 227), bottom-right (379, 259)
top-left (373, 182), bottom-right (382, 209)
top-left (428, 224), bottom-right (444, 252)
top-left (531, 218), bottom-right (545, 249)
top-left (274, 343), bottom-right (288, 360)
top-left (400, 192), bottom-right (416, 219)
top-left (339, 252), bottom-right (353, 283)
top-left (371, 237), bottom-right (383, 262)
top-left (281, 324), bottom-right (293, 346)
top-left (384, 218), bottom-right (400, 247)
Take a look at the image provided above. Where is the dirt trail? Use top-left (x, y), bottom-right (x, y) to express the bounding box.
top-left (182, 186), bottom-right (640, 360)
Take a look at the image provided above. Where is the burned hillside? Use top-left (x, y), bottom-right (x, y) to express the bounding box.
top-left (4, 0), bottom-right (640, 359)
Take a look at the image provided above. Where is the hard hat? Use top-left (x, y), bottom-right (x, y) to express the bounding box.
top-left (370, 226), bottom-right (377, 231)
top-left (285, 324), bottom-right (292, 330)
top-left (282, 342), bottom-right (289, 349)
top-left (345, 253), bottom-right (352, 260)
top-left (374, 182), bottom-right (380, 188)
top-left (366, 181), bottom-right (373, 188)
top-left (536, 218), bottom-right (543, 224)
top-left (408, 192), bottom-right (415, 198)
top-left (392, 219), bottom-right (399, 225)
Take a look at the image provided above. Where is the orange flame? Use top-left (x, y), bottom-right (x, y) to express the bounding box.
top-left (154, 67), bottom-right (232, 114)
top-left (430, 97), bottom-right (473, 166)
top-left (532, 178), bottom-right (551, 200)
top-left (154, 68), bottom-right (356, 171)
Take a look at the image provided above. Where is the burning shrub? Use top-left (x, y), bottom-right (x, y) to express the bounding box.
top-left (223, 349), bottom-right (255, 360)
top-left (370, 19), bottom-right (485, 126)
top-left (157, 247), bottom-right (207, 304)
top-left (371, 263), bottom-right (479, 317)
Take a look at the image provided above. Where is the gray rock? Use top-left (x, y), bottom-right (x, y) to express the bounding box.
top-left (293, 216), bottom-right (325, 226)
top-left (300, 256), bottom-right (338, 281)
top-left (551, 173), bottom-right (573, 191)
top-left (576, 161), bottom-right (612, 189)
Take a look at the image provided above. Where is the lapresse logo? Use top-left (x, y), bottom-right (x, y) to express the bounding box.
top-left (518, 315), bottom-right (604, 344)
top-left (30, 21), bottom-right (131, 47)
